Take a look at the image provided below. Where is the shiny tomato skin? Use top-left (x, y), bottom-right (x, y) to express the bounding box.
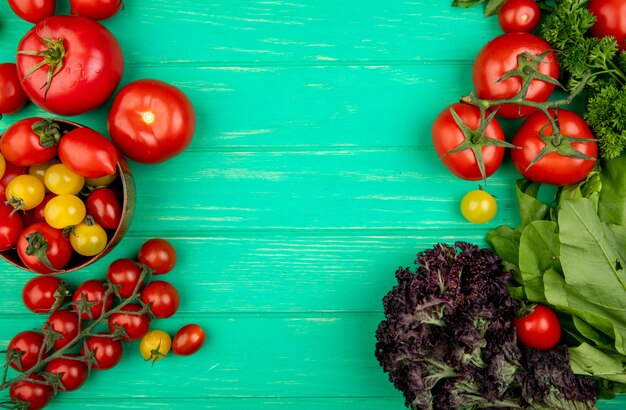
top-left (58, 128), bottom-right (118, 178)
top-left (514, 304), bottom-right (561, 350)
top-left (431, 103), bottom-right (506, 180)
top-left (17, 222), bottom-right (72, 274)
top-left (108, 304), bottom-right (150, 341)
top-left (472, 33), bottom-right (559, 119)
top-left (23, 193), bottom-right (55, 226)
top-left (138, 238), bottom-right (177, 274)
top-left (511, 109), bottom-right (597, 186)
top-left (81, 332), bottom-right (123, 370)
top-left (16, 16), bottom-right (124, 116)
top-left (8, 0), bottom-right (56, 24)
top-left (9, 374), bottom-right (53, 410)
top-left (45, 309), bottom-right (81, 350)
top-left (108, 79), bottom-right (196, 163)
top-left (589, 0), bottom-right (626, 51)
top-left (498, 0), bottom-right (541, 33)
top-left (172, 324), bottom-right (206, 356)
top-left (140, 281), bottom-right (180, 319)
top-left (22, 275), bottom-right (67, 314)
top-left (7, 330), bottom-right (45, 371)
top-left (45, 355), bottom-right (88, 391)
top-left (0, 202), bottom-right (24, 251)
top-left (70, 0), bottom-right (122, 20)
top-left (0, 63), bottom-right (28, 115)
top-left (106, 258), bottom-right (144, 298)
top-left (0, 118), bottom-right (58, 167)
top-left (71, 279), bottom-right (113, 320)
top-left (0, 161), bottom-right (27, 198)
top-left (86, 188), bottom-right (122, 229)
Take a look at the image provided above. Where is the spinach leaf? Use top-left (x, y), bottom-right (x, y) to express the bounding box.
top-left (519, 220), bottom-right (560, 303)
top-left (599, 155), bottom-right (626, 226)
top-left (569, 343), bottom-right (626, 384)
top-left (516, 179), bottom-right (550, 228)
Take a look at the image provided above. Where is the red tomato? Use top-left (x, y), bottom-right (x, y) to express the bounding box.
top-left (45, 355), bottom-right (88, 391)
top-left (45, 309), bottom-right (81, 350)
top-left (70, 0), bottom-right (122, 20)
top-left (0, 202), bottom-right (24, 251)
top-left (498, 0), bottom-right (541, 33)
top-left (7, 330), bottom-right (45, 371)
top-left (23, 193), bottom-right (55, 226)
top-left (514, 304), bottom-right (561, 350)
top-left (106, 258), bottom-right (145, 298)
top-left (16, 16), bottom-right (124, 116)
top-left (71, 279), bottom-right (114, 320)
top-left (8, 0), bottom-right (55, 24)
top-left (140, 281), bottom-right (180, 319)
top-left (511, 109), bottom-right (597, 186)
top-left (431, 103), bottom-right (506, 181)
top-left (58, 128), bottom-right (118, 178)
top-left (472, 33), bottom-right (559, 119)
top-left (81, 332), bottom-right (123, 370)
top-left (172, 324), bottom-right (206, 356)
top-left (86, 188), bottom-right (122, 229)
top-left (138, 238), bottom-right (177, 274)
top-left (22, 275), bottom-right (68, 314)
top-left (17, 222), bottom-right (72, 274)
top-left (0, 63), bottom-right (28, 115)
top-left (108, 304), bottom-right (150, 341)
top-left (589, 0), bottom-right (626, 51)
top-left (0, 118), bottom-right (60, 167)
top-left (0, 161), bottom-right (27, 198)
top-left (9, 374), bottom-right (53, 410)
top-left (108, 79), bottom-right (196, 163)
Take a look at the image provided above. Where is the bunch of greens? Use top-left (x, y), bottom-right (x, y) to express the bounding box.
top-left (375, 242), bottom-right (597, 409)
top-left (487, 156), bottom-right (626, 396)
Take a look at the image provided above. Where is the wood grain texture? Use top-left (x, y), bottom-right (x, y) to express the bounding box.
top-left (0, 1), bottom-right (622, 409)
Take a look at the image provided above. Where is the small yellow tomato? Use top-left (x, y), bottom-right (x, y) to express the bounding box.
top-left (140, 330), bottom-right (172, 363)
top-left (44, 163), bottom-right (85, 195)
top-left (70, 218), bottom-right (108, 256)
top-left (0, 153), bottom-right (6, 180)
top-left (85, 173), bottom-right (117, 187)
top-left (5, 175), bottom-right (45, 211)
top-left (44, 194), bottom-right (86, 229)
top-left (29, 158), bottom-right (61, 189)
top-left (461, 189), bottom-right (497, 224)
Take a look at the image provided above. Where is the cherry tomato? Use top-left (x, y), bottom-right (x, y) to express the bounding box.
top-left (108, 79), bottom-right (196, 163)
top-left (45, 354), bottom-right (88, 391)
top-left (86, 188), bottom-right (122, 229)
top-left (22, 275), bottom-right (68, 314)
top-left (0, 153), bottom-right (5, 179)
top-left (511, 109), bottom-right (597, 186)
top-left (7, 330), bottom-right (45, 371)
top-left (0, 202), bottom-right (24, 251)
top-left (108, 304), bottom-right (151, 341)
top-left (138, 238), bottom-right (177, 274)
top-left (29, 158), bottom-right (60, 189)
top-left (0, 161), bottom-right (27, 198)
top-left (71, 279), bottom-right (113, 320)
top-left (58, 128), bottom-right (118, 178)
top-left (44, 194), bottom-right (86, 229)
top-left (589, 0), bottom-right (626, 51)
top-left (106, 258), bottom-right (145, 298)
top-left (498, 0), bottom-right (541, 33)
top-left (9, 374), bottom-right (53, 410)
top-left (461, 189), bottom-right (498, 224)
top-left (172, 324), bottom-right (205, 356)
top-left (140, 330), bottom-right (172, 362)
top-left (472, 33), bottom-right (559, 119)
top-left (8, 0), bottom-right (55, 24)
top-left (17, 222), bottom-right (72, 274)
top-left (431, 103), bottom-right (506, 181)
top-left (70, 219), bottom-right (108, 256)
top-left (85, 173), bottom-right (117, 187)
top-left (140, 281), bottom-right (180, 319)
top-left (22, 193), bottom-right (54, 227)
top-left (0, 118), bottom-right (60, 166)
top-left (45, 309), bottom-right (80, 350)
top-left (44, 163), bottom-right (85, 195)
top-left (0, 63), bottom-right (28, 115)
top-left (514, 304), bottom-right (561, 350)
top-left (70, 0), bottom-right (122, 20)
top-left (16, 16), bottom-right (124, 116)
top-left (5, 175), bottom-right (45, 211)
top-left (81, 333), bottom-right (123, 370)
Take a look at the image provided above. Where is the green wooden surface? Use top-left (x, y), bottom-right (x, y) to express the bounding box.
top-left (0, 1), bottom-right (622, 409)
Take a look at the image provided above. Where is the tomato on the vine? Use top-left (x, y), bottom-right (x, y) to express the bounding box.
top-left (70, 0), bottom-right (122, 20)
top-left (58, 128), bottom-right (118, 178)
top-left (0, 118), bottom-right (60, 167)
top-left (86, 188), bottom-right (122, 229)
top-left (514, 304), bottom-right (561, 350)
top-left (0, 203), bottom-right (23, 251)
top-left (17, 222), bottom-right (72, 274)
top-left (138, 238), bottom-right (177, 274)
top-left (44, 163), bottom-right (85, 195)
top-left (8, 0), bottom-right (55, 24)
top-left (140, 330), bottom-right (172, 362)
top-left (9, 374), bottom-right (53, 410)
top-left (22, 275), bottom-right (69, 314)
top-left (140, 281), bottom-right (180, 319)
top-left (71, 279), bottom-right (113, 320)
top-left (172, 324), bottom-right (205, 356)
top-left (45, 355), bottom-right (89, 391)
top-left (81, 333), bottom-right (123, 370)
top-left (108, 304), bottom-right (150, 341)
top-left (589, 0), bottom-right (626, 51)
top-left (472, 32), bottom-right (559, 119)
top-left (45, 309), bottom-right (81, 350)
top-left (70, 219), bottom-right (108, 257)
top-left (498, 0), bottom-right (541, 33)
top-left (5, 174), bottom-right (45, 211)
top-left (7, 330), bottom-right (45, 371)
top-left (461, 189), bottom-right (498, 224)
top-left (108, 79), bottom-right (196, 163)
top-left (16, 16), bottom-right (124, 116)
top-left (0, 63), bottom-right (28, 115)
top-left (106, 258), bottom-right (145, 298)
top-left (44, 194), bottom-right (87, 229)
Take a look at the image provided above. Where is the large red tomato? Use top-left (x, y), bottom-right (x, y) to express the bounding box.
top-left (472, 33), bottom-right (559, 119)
top-left (589, 0), bottom-right (626, 51)
top-left (0, 63), bottom-right (29, 115)
top-left (0, 118), bottom-right (60, 166)
top-left (17, 222), bottom-right (73, 274)
top-left (108, 79), bottom-right (196, 163)
top-left (16, 16), bottom-right (124, 116)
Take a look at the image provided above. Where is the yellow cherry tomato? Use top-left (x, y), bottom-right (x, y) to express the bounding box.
top-left (85, 173), bottom-right (117, 187)
top-left (70, 218), bottom-right (108, 256)
top-left (29, 158), bottom-right (61, 189)
top-left (5, 175), bottom-right (45, 211)
top-left (0, 153), bottom-right (6, 179)
top-left (461, 189), bottom-right (497, 224)
top-left (44, 163), bottom-right (85, 195)
top-left (44, 194), bottom-right (86, 229)
top-left (140, 330), bottom-right (172, 363)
